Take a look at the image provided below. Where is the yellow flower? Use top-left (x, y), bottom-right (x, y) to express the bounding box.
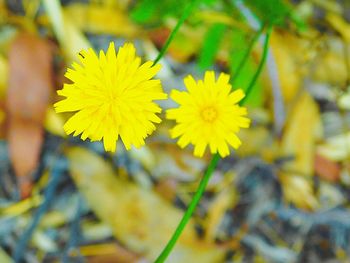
top-left (55, 42), bottom-right (167, 152)
top-left (166, 71), bottom-right (250, 157)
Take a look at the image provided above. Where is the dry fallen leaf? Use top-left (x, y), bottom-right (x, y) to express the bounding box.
top-left (314, 153), bottom-right (340, 182)
top-left (44, 106), bottom-right (66, 137)
top-left (42, 0), bottom-right (90, 62)
top-left (280, 92), bottom-right (322, 210)
top-left (63, 3), bottom-right (140, 38)
top-left (317, 132), bottom-right (350, 161)
top-left (236, 126), bottom-right (271, 157)
top-left (326, 13), bottom-right (350, 43)
top-left (6, 33), bottom-right (52, 198)
top-left (311, 50), bottom-right (348, 86)
top-left (270, 31), bottom-right (309, 104)
top-left (204, 187), bottom-right (237, 242)
top-left (83, 243), bottom-right (141, 263)
top-left (0, 54), bottom-right (8, 99)
top-left (66, 147), bottom-right (225, 262)
top-left (338, 91), bottom-right (350, 110)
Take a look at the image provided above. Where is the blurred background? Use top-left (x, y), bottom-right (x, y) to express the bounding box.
top-left (0, 0), bottom-right (350, 262)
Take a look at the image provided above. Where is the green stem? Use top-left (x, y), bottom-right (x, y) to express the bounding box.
top-left (154, 153), bottom-right (220, 263)
top-left (240, 25), bottom-right (273, 105)
top-left (153, 0), bottom-right (199, 65)
top-left (154, 23), bottom-right (273, 263)
top-left (231, 25), bottom-right (265, 86)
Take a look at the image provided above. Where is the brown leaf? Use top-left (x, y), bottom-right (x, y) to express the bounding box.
top-left (149, 27), bottom-right (171, 49)
top-left (314, 153), bottom-right (341, 182)
top-left (6, 33), bottom-right (53, 198)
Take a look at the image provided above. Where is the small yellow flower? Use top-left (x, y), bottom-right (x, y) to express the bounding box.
top-left (55, 42), bottom-right (167, 152)
top-left (166, 71), bottom-right (250, 157)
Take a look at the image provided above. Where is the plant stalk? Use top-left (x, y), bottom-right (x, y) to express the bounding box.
top-left (153, 0), bottom-right (199, 65)
top-left (240, 25), bottom-right (273, 105)
top-left (231, 25), bottom-right (265, 86)
top-left (154, 153), bottom-right (220, 263)
top-left (154, 16), bottom-right (273, 263)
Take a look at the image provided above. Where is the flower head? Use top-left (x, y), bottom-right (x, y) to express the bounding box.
top-left (166, 71), bottom-right (250, 157)
top-left (55, 42), bottom-right (167, 152)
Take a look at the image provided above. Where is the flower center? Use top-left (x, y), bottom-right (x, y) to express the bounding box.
top-left (200, 106), bottom-right (218, 123)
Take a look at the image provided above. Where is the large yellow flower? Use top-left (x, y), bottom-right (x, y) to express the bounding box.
top-left (166, 71), bottom-right (250, 157)
top-left (55, 42), bottom-right (167, 152)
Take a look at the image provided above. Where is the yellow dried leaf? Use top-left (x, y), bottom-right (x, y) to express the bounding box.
top-left (326, 13), bottom-right (350, 42)
top-left (0, 194), bottom-right (42, 217)
top-left (281, 92), bottom-right (322, 174)
top-left (42, 0), bottom-right (90, 61)
top-left (66, 147), bottom-right (225, 262)
top-left (61, 14), bottom-right (91, 61)
top-left (204, 187), bottom-right (237, 242)
top-left (39, 211), bottom-right (67, 229)
top-left (63, 3), bottom-right (140, 38)
top-left (338, 92), bottom-right (350, 110)
top-left (312, 51), bottom-right (347, 86)
top-left (0, 54), bottom-right (7, 98)
top-left (270, 31), bottom-right (305, 104)
top-left (317, 132), bottom-right (350, 161)
top-left (236, 126), bottom-right (271, 157)
top-left (44, 107), bottom-right (66, 137)
top-left (280, 92), bottom-right (322, 210)
top-left (280, 175), bottom-right (318, 209)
